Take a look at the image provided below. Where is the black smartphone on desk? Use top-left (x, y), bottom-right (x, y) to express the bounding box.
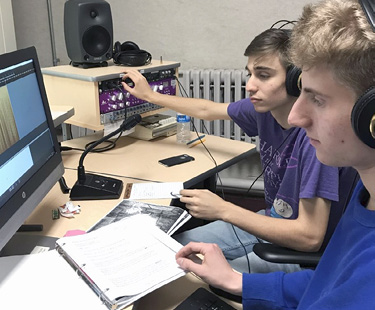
top-left (158, 154), bottom-right (195, 167)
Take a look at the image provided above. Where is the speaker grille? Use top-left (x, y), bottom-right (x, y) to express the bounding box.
top-left (82, 25), bottom-right (111, 57)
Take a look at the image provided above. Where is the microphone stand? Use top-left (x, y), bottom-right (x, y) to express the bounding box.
top-left (69, 114), bottom-right (142, 200)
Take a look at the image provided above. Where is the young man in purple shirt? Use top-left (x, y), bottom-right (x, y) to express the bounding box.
top-left (175, 0), bottom-right (375, 308)
top-left (122, 28), bottom-right (355, 273)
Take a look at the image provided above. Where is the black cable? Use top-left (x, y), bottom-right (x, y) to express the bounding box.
top-left (270, 19), bottom-right (297, 29)
top-left (84, 129), bottom-right (124, 153)
top-left (176, 77), bottom-right (222, 184)
top-left (64, 166), bottom-right (162, 183)
top-left (59, 144), bottom-right (85, 152)
top-left (245, 129), bottom-right (294, 196)
top-left (176, 75), bottom-right (252, 272)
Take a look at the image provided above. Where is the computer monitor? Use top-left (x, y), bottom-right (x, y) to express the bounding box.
top-left (0, 47), bottom-right (64, 252)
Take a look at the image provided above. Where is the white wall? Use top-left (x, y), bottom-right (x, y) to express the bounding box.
top-left (11, 0), bottom-right (319, 70)
top-left (0, 0), bottom-right (16, 53)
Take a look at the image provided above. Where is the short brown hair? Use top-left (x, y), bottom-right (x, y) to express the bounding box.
top-left (244, 28), bottom-right (293, 70)
top-left (290, 0), bottom-right (375, 97)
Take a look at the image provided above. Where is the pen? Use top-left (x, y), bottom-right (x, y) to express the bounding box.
top-left (186, 134), bottom-right (206, 146)
top-left (170, 191), bottom-right (182, 198)
top-left (188, 138), bottom-right (206, 148)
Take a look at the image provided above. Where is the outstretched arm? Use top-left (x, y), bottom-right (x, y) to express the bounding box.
top-left (121, 69), bottom-right (231, 121)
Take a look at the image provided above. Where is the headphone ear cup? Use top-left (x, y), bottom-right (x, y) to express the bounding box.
top-left (113, 41), bottom-right (122, 54)
top-left (112, 40), bottom-right (152, 66)
top-left (112, 41), bottom-right (122, 64)
top-left (120, 41), bottom-right (140, 51)
top-left (351, 86), bottom-right (375, 148)
top-left (117, 49), bottom-right (152, 66)
top-left (285, 65), bottom-right (302, 97)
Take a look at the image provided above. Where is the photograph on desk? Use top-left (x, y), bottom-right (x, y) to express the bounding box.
top-left (88, 199), bottom-right (191, 236)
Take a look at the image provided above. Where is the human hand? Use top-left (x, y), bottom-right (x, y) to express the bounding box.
top-left (179, 189), bottom-right (229, 220)
top-left (176, 242), bottom-right (242, 295)
top-left (121, 69), bottom-right (154, 101)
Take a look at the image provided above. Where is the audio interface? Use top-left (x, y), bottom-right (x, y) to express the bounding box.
top-left (42, 61), bottom-right (180, 131)
top-left (99, 68), bottom-right (176, 124)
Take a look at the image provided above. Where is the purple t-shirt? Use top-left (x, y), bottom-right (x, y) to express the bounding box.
top-left (228, 98), bottom-right (339, 220)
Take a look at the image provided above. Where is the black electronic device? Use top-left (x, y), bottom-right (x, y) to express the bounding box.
top-left (98, 66), bottom-right (178, 125)
top-left (113, 41), bottom-right (152, 66)
top-left (267, 27), bottom-right (302, 97)
top-left (351, 86), bottom-right (375, 148)
top-left (174, 288), bottom-right (237, 310)
top-left (282, 29), bottom-right (301, 97)
top-left (64, 0), bottom-right (113, 68)
top-left (158, 154), bottom-right (195, 167)
top-left (350, 0), bottom-right (375, 149)
top-left (0, 46), bottom-right (64, 253)
top-left (285, 65), bottom-right (302, 97)
top-left (69, 114), bottom-right (142, 200)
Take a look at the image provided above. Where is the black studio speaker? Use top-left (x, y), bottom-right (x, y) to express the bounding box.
top-left (64, 0), bottom-right (113, 68)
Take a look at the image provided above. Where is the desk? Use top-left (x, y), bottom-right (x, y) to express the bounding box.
top-left (24, 133), bottom-right (251, 309)
top-left (50, 105), bottom-right (74, 128)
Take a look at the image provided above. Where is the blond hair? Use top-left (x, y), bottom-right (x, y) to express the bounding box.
top-left (290, 0), bottom-right (375, 96)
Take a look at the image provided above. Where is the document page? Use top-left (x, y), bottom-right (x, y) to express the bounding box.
top-left (56, 215), bottom-right (186, 307)
top-left (125, 182), bottom-right (184, 199)
top-left (0, 250), bottom-right (108, 310)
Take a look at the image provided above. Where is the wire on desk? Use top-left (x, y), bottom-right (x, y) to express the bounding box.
top-left (64, 167), bottom-right (163, 184)
top-left (175, 76), bottom-right (253, 272)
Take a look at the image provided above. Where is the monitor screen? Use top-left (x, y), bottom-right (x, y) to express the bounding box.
top-left (0, 47), bottom-right (64, 252)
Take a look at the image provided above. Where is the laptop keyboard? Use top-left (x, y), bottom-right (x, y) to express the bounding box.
top-left (174, 287), bottom-right (238, 310)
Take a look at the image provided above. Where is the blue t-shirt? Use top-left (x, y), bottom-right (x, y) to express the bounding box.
top-left (228, 98), bottom-right (339, 220)
top-left (242, 180), bottom-right (375, 309)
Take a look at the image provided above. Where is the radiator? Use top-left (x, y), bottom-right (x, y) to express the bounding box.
top-left (178, 69), bottom-right (253, 142)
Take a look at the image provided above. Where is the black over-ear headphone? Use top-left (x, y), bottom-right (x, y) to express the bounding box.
top-left (286, 65), bottom-right (302, 97)
top-left (112, 41), bottom-right (152, 66)
top-left (271, 24), bottom-right (302, 97)
top-left (351, 0), bottom-right (375, 148)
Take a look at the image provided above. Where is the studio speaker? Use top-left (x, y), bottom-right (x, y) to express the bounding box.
top-left (64, 0), bottom-right (113, 68)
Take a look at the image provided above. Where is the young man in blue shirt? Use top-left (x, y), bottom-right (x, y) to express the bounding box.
top-left (175, 0), bottom-right (375, 308)
top-left (122, 28), bottom-right (356, 274)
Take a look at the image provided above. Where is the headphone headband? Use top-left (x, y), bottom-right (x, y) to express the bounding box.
top-left (359, 0), bottom-right (375, 31)
top-left (113, 41), bottom-right (152, 66)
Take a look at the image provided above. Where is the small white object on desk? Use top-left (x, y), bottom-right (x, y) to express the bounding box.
top-left (124, 182), bottom-right (184, 199)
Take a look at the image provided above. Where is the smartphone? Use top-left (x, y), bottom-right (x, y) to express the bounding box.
top-left (158, 154), bottom-right (195, 167)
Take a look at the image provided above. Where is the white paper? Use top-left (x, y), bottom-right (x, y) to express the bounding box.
top-left (0, 251), bottom-right (107, 310)
top-left (128, 182), bottom-right (184, 199)
top-left (103, 120), bottom-right (135, 138)
top-left (56, 215), bottom-right (186, 308)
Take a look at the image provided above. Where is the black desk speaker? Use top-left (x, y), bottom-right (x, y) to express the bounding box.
top-left (64, 0), bottom-right (113, 68)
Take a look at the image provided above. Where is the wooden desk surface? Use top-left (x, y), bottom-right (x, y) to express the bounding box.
top-left (62, 132), bottom-right (255, 186)
top-left (50, 105), bottom-right (74, 127)
top-left (24, 133), bottom-right (249, 309)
